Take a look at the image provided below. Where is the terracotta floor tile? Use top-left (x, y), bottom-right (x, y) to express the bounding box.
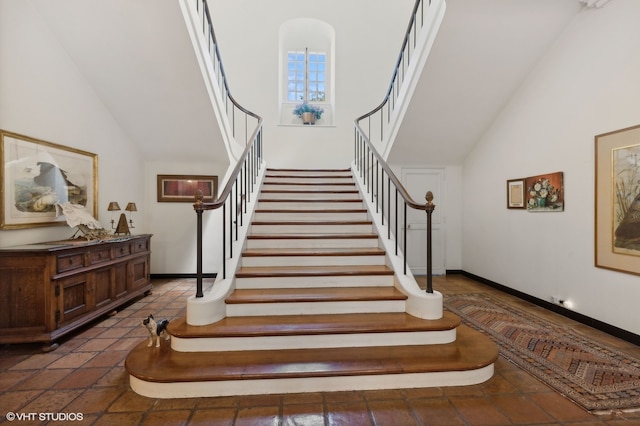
top-left (53, 367), bottom-right (110, 389)
top-left (189, 408), bottom-right (236, 426)
top-left (74, 337), bottom-right (119, 352)
top-left (92, 412), bottom-right (145, 426)
top-left (409, 397), bottom-right (467, 426)
top-left (0, 390), bottom-right (44, 414)
top-left (82, 350), bottom-right (128, 368)
top-left (142, 409), bottom-right (191, 425)
top-left (234, 405), bottom-right (280, 426)
top-left (449, 396), bottom-right (511, 425)
top-left (19, 389), bottom-right (84, 414)
top-left (11, 368), bottom-right (73, 390)
top-left (367, 399), bottom-right (420, 425)
top-left (325, 400), bottom-right (372, 426)
top-left (0, 369), bottom-right (35, 390)
top-left (46, 351), bottom-right (97, 369)
top-left (95, 327), bottom-right (134, 339)
top-left (9, 352), bottom-right (63, 370)
top-left (528, 392), bottom-right (595, 422)
top-left (65, 386), bottom-right (126, 413)
top-left (108, 389), bottom-right (157, 412)
top-left (490, 394), bottom-right (554, 424)
top-left (94, 366), bottom-right (130, 387)
top-left (282, 402), bottom-right (325, 426)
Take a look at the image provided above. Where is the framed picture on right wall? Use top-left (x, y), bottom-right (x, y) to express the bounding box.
top-left (595, 124), bottom-right (640, 275)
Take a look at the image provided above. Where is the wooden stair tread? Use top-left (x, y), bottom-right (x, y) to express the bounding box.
top-left (263, 182), bottom-right (355, 186)
top-left (168, 312), bottom-right (460, 338)
top-left (242, 247), bottom-right (385, 257)
top-left (126, 325), bottom-right (498, 383)
top-left (247, 233), bottom-right (378, 240)
top-left (261, 190), bottom-right (359, 194)
top-left (226, 287), bottom-right (407, 304)
top-left (259, 198), bottom-right (362, 203)
top-left (255, 209), bottom-right (367, 213)
top-left (252, 220), bottom-right (372, 225)
top-left (236, 265), bottom-right (394, 278)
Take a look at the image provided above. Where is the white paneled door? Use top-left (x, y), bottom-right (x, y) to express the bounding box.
top-left (401, 168), bottom-right (445, 275)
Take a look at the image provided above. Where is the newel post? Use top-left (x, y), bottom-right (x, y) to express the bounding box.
top-left (425, 191), bottom-right (435, 294)
top-left (194, 190), bottom-right (204, 298)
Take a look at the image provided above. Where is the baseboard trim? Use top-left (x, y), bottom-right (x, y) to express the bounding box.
top-left (458, 270), bottom-right (640, 346)
top-left (151, 273), bottom-right (217, 280)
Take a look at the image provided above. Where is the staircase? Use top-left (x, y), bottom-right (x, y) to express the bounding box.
top-left (126, 169), bottom-right (497, 398)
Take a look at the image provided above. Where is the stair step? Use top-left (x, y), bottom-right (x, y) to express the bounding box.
top-left (126, 324), bottom-right (498, 398)
top-left (226, 287), bottom-right (407, 304)
top-left (241, 247), bottom-right (386, 267)
top-left (254, 209), bottom-right (369, 221)
top-left (236, 264), bottom-right (394, 278)
top-left (257, 200), bottom-right (364, 210)
top-left (167, 312), bottom-right (460, 351)
top-left (251, 220), bottom-right (373, 234)
top-left (260, 190), bottom-right (359, 200)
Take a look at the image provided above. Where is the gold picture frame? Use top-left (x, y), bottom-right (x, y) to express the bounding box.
top-left (595, 124), bottom-right (640, 275)
top-left (157, 174), bottom-right (217, 203)
top-left (1, 130), bottom-right (98, 229)
top-left (507, 178), bottom-right (526, 209)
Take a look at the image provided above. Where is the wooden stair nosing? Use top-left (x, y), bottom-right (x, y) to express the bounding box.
top-left (260, 190), bottom-right (359, 195)
top-left (241, 247), bottom-right (385, 257)
top-left (267, 168), bottom-right (351, 172)
top-left (255, 209), bottom-right (367, 214)
top-left (258, 198), bottom-right (363, 203)
top-left (168, 312), bottom-right (460, 339)
top-left (126, 325), bottom-right (498, 383)
top-left (263, 182), bottom-right (355, 186)
top-left (246, 233), bottom-right (379, 240)
top-left (225, 287), bottom-right (407, 304)
top-left (251, 220), bottom-right (372, 226)
top-left (235, 265), bottom-right (394, 278)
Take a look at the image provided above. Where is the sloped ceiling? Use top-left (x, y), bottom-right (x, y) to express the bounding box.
top-left (31, 0), bottom-right (229, 165)
top-left (30, 0), bottom-right (586, 167)
top-left (389, 0), bottom-right (583, 165)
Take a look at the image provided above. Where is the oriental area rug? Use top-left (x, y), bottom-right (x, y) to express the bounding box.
top-left (444, 294), bottom-right (640, 414)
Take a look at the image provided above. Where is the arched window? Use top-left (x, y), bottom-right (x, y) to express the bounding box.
top-left (279, 18), bottom-right (335, 125)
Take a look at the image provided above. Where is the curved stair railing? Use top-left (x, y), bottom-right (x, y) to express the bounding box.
top-left (191, 0), bottom-right (264, 298)
top-left (354, 0), bottom-right (438, 293)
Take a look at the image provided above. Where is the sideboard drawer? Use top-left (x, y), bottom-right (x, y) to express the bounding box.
top-left (132, 239), bottom-right (149, 254)
top-left (89, 247), bottom-right (112, 265)
top-left (57, 253), bottom-right (84, 273)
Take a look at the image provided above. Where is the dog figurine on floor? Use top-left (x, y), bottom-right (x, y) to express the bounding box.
top-left (142, 314), bottom-right (170, 347)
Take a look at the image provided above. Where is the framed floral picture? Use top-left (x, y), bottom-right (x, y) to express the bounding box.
top-left (507, 178), bottom-right (526, 209)
top-left (1, 130), bottom-right (98, 229)
top-left (525, 172), bottom-right (564, 212)
top-left (595, 124), bottom-right (640, 275)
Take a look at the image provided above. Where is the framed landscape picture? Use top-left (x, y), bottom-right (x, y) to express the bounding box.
top-left (1, 130), bottom-right (98, 229)
top-left (595, 124), bottom-right (640, 275)
top-left (157, 174), bottom-right (218, 203)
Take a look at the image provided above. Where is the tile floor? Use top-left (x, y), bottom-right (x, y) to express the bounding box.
top-left (2, 274), bottom-right (640, 425)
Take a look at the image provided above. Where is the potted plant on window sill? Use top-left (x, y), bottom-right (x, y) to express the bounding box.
top-left (293, 102), bottom-right (324, 125)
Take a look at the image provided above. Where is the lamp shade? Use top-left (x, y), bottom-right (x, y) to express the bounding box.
top-left (125, 202), bottom-right (137, 212)
top-left (108, 201), bottom-right (121, 211)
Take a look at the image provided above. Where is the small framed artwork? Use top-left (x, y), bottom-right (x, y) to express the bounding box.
top-left (507, 178), bottom-right (526, 209)
top-left (595, 124), bottom-right (640, 275)
top-left (1, 130), bottom-right (98, 229)
top-left (157, 174), bottom-right (218, 203)
top-left (525, 171), bottom-right (564, 212)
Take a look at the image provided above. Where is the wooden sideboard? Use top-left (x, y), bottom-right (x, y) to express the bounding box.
top-left (0, 234), bottom-right (152, 351)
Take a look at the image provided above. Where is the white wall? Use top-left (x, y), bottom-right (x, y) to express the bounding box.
top-left (462, 0), bottom-right (640, 334)
top-left (209, 0), bottom-right (414, 169)
top-left (0, 0), bottom-right (145, 247)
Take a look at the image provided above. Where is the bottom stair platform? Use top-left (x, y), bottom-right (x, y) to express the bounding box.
top-left (125, 324), bottom-right (498, 398)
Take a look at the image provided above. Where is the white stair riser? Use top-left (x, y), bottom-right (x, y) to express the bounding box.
top-left (172, 329), bottom-right (456, 352)
top-left (246, 238), bottom-right (380, 250)
top-left (226, 300), bottom-right (406, 316)
top-left (262, 184), bottom-right (355, 191)
top-left (257, 201), bottom-right (364, 210)
top-left (264, 176), bottom-right (352, 183)
top-left (131, 366), bottom-right (495, 398)
top-left (254, 211), bottom-right (369, 221)
top-left (241, 255), bottom-right (386, 268)
top-left (260, 192), bottom-right (359, 200)
top-left (235, 274), bottom-right (394, 289)
top-left (251, 224), bottom-right (373, 234)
